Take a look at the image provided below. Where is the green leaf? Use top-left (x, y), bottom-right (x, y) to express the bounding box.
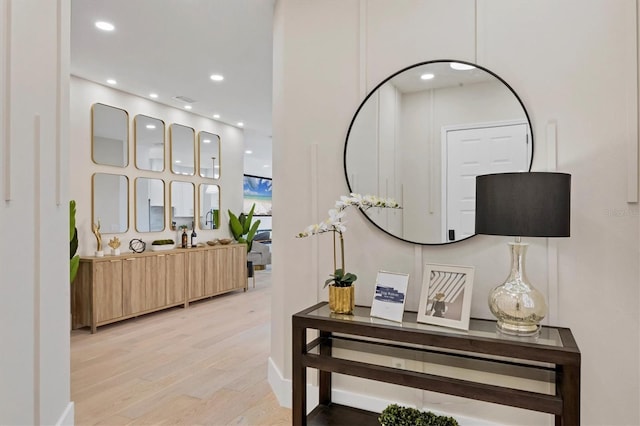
top-left (228, 210), bottom-right (243, 240)
top-left (244, 204), bottom-right (256, 234)
top-left (70, 255), bottom-right (80, 283)
top-left (342, 273), bottom-right (357, 283)
top-left (69, 200), bottom-right (76, 241)
top-left (70, 228), bottom-right (78, 259)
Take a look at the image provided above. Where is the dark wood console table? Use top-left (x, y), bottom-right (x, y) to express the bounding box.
top-left (292, 302), bottom-right (580, 425)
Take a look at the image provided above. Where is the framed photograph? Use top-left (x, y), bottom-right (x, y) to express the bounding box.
top-left (417, 263), bottom-right (474, 330)
top-left (370, 271), bottom-right (410, 323)
top-left (243, 174), bottom-right (272, 216)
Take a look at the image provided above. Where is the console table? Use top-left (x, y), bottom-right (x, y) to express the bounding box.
top-left (292, 302), bottom-right (580, 425)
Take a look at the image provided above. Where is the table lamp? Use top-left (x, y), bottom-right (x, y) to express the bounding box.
top-left (475, 172), bottom-right (571, 336)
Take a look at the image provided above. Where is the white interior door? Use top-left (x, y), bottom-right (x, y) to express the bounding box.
top-left (444, 122), bottom-right (530, 242)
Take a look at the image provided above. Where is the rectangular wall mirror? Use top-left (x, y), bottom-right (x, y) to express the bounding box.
top-left (170, 181), bottom-right (194, 230)
top-left (92, 173), bottom-right (129, 233)
top-left (135, 178), bottom-right (165, 232)
top-left (135, 115), bottom-right (165, 171)
top-left (170, 124), bottom-right (195, 175)
top-left (199, 183), bottom-right (220, 230)
top-left (92, 103), bottom-right (129, 167)
top-left (199, 131), bottom-right (220, 179)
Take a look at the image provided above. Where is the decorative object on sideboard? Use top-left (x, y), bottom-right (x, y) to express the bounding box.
top-left (475, 172), bottom-right (571, 336)
top-left (151, 239), bottom-right (176, 252)
top-left (129, 238), bottom-right (146, 253)
top-left (417, 263), bottom-right (475, 331)
top-left (70, 200), bottom-right (79, 283)
top-left (92, 220), bottom-right (103, 257)
top-left (108, 237), bottom-right (121, 256)
top-left (296, 193), bottom-right (401, 314)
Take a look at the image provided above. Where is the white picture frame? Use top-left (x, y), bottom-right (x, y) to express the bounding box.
top-left (417, 263), bottom-right (474, 330)
top-left (370, 270), bottom-right (410, 323)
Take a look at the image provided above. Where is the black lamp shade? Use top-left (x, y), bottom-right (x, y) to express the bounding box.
top-left (475, 172), bottom-right (571, 237)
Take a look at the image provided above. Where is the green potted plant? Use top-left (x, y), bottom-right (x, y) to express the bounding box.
top-left (378, 404), bottom-right (459, 426)
top-left (70, 200), bottom-right (79, 283)
top-left (228, 203), bottom-right (261, 252)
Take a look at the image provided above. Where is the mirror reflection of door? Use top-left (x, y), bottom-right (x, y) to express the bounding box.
top-left (199, 184), bottom-right (220, 230)
top-left (135, 178), bottom-right (165, 232)
top-left (444, 122), bottom-right (530, 242)
top-left (170, 181), bottom-right (194, 230)
top-left (199, 132), bottom-right (220, 179)
top-left (92, 103), bottom-right (128, 167)
top-left (344, 61), bottom-right (533, 244)
top-left (135, 115), bottom-right (165, 171)
top-left (92, 173), bottom-right (129, 233)
top-left (170, 124), bottom-right (195, 175)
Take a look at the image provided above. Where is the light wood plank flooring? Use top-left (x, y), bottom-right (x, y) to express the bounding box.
top-left (71, 269), bottom-right (291, 426)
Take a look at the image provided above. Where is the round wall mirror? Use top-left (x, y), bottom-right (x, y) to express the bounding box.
top-left (344, 60), bottom-right (533, 245)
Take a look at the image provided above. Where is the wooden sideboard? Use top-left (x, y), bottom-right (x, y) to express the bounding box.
top-left (72, 243), bottom-right (247, 333)
top-left (292, 303), bottom-right (581, 426)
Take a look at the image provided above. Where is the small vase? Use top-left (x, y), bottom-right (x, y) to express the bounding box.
top-left (329, 284), bottom-right (355, 314)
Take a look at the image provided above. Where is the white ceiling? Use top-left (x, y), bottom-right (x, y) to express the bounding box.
top-left (71, 0), bottom-right (274, 175)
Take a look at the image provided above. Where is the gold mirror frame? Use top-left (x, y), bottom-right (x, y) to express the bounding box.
top-left (170, 124), bottom-right (195, 176)
top-left (135, 177), bottom-right (165, 232)
top-left (199, 183), bottom-right (220, 230)
top-left (91, 103), bottom-right (129, 167)
top-left (170, 181), bottom-right (195, 230)
top-left (135, 115), bottom-right (165, 172)
top-left (92, 172), bottom-right (129, 233)
top-left (198, 131), bottom-right (221, 179)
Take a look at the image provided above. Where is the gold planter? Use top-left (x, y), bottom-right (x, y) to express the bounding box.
top-left (329, 284), bottom-right (355, 314)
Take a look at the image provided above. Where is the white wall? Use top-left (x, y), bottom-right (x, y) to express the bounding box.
top-left (70, 76), bottom-right (245, 255)
top-left (271, 1), bottom-right (639, 424)
top-left (0, 0), bottom-right (73, 424)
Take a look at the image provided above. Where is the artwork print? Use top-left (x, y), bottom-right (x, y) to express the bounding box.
top-left (243, 174), bottom-right (272, 216)
top-left (417, 263), bottom-right (474, 330)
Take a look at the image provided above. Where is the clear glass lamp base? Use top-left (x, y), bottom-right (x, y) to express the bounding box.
top-left (489, 241), bottom-right (547, 337)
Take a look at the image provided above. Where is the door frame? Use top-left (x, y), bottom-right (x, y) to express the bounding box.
top-left (440, 119), bottom-right (530, 242)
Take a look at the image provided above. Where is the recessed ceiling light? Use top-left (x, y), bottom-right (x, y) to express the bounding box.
top-left (450, 62), bottom-right (475, 71)
top-left (210, 74), bottom-right (224, 82)
top-left (237, 122), bottom-right (244, 127)
top-left (146, 124), bottom-right (156, 129)
top-left (263, 165), bottom-right (270, 168)
top-left (175, 160), bottom-right (182, 163)
top-left (95, 21), bottom-right (115, 31)
top-left (213, 114), bottom-right (220, 119)
top-left (184, 105), bottom-right (192, 110)
top-left (149, 93), bottom-right (158, 99)
top-left (214, 165), bottom-right (220, 168)
top-left (420, 73), bottom-right (435, 80)
top-left (203, 139), bottom-right (210, 143)
top-left (245, 150), bottom-right (253, 154)
top-left (106, 79), bottom-right (117, 85)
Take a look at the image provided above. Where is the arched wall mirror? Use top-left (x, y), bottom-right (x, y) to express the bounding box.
top-left (135, 178), bottom-right (165, 232)
top-left (199, 132), bottom-right (220, 179)
top-left (135, 115), bottom-right (165, 171)
top-left (92, 173), bottom-right (129, 233)
top-left (92, 103), bottom-right (128, 167)
top-left (344, 60), bottom-right (533, 245)
top-left (199, 183), bottom-right (220, 230)
top-left (170, 124), bottom-right (195, 176)
top-left (170, 181), bottom-right (194, 230)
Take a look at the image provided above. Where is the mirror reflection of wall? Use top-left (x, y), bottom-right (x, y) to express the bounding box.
top-left (135, 178), bottom-right (165, 232)
top-left (92, 173), bottom-right (129, 233)
top-left (345, 61), bottom-right (532, 245)
top-left (199, 132), bottom-right (220, 179)
top-left (92, 103), bottom-right (128, 167)
top-left (199, 184), bottom-right (220, 230)
top-left (170, 124), bottom-right (195, 176)
top-left (170, 181), bottom-right (194, 230)
top-left (135, 115), bottom-right (165, 171)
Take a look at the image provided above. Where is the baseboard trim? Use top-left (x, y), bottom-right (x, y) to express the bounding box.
top-left (55, 401), bottom-right (74, 426)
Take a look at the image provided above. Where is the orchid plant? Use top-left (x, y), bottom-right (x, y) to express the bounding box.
top-left (296, 193), bottom-right (401, 287)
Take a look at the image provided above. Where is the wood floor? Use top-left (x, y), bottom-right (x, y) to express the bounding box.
top-left (71, 269), bottom-right (292, 426)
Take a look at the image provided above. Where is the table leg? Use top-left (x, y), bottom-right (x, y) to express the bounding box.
top-left (319, 331), bottom-right (332, 405)
top-left (292, 321), bottom-right (307, 426)
top-left (557, 363), bottom-right (580, 426)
